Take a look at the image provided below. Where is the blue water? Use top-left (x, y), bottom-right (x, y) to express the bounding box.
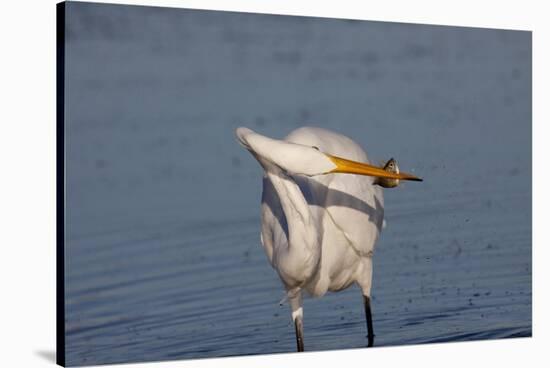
top-left (63, 3), bottom-right (531, 366)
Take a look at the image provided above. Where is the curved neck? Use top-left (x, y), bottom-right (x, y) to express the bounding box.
top-left (265, 167), bottom-right (321, 284)
top-left (267, 171), bottom-right (311, 228)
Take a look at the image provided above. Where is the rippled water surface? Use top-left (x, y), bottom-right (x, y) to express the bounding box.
top-left (64, 3), bottom-right (531, 366)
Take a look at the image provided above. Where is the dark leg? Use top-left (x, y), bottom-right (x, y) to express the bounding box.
top-left (294, 317), bottom-right (304, 352)
top-left (289, 290), bottom-right (304, 352)
top-left (363, 295), bottom-right (375, 347)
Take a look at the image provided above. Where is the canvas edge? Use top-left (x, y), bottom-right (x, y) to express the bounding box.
top-left (56, 1), bottom-right (66, 367)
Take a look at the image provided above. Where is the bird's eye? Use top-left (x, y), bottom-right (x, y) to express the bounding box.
top-left (312, 146), bottom-right (320, 151)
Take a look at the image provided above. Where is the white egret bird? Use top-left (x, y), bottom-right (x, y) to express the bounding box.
top-left (236, 126), bottom-right (422, 351)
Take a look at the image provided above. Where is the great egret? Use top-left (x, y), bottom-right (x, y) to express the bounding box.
top-left (236, 126), bottom-right (422, 351)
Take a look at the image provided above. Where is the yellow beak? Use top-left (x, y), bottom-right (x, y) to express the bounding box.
top-left (327, 155), bottom-right (423, 182)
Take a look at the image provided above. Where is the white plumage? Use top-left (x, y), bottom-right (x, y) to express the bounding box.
top-left (236, 126), bottom-right (421, 351)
